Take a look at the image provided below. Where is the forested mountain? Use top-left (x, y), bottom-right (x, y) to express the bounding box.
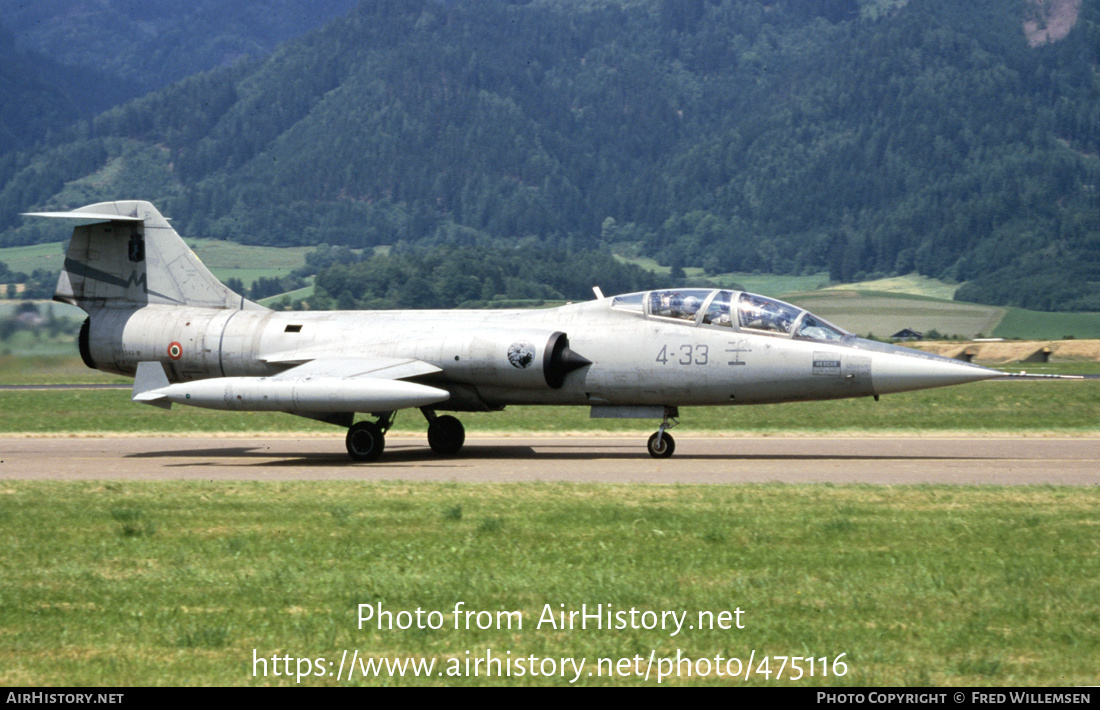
top-left (0, 0), bottom-right (360, 100)
top-left (0, 0), bottom-right (359, 153)
top-left (0, 26), bottom-right (118, 154)
top-left (2, 0), bottom-right (1098, 310)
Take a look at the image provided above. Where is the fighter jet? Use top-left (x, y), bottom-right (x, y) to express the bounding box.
top-left (26, 201), bottom-right (1006, 461)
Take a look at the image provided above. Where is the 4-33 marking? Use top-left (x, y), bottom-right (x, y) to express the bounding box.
top-left (656, 344), bottom-right (708, 366)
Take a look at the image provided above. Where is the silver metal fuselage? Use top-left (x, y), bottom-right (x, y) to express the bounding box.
top-left (85, 298), bottom-right (997, 412)
top-left (29, 200), bottom-right (1006, 459)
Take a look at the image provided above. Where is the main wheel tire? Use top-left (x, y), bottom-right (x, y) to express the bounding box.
top-left (647, 431), bottom-right (675, 459)
top-left (346, 421), bottom-right (385, 462)
top-left (427, 415), bottom-right (465, 455)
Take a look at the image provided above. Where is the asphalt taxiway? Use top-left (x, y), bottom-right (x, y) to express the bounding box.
top-left (1, 435), bottom-right (1096, 485)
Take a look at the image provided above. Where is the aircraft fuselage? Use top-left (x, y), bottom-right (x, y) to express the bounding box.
top-left (31, 200), bottom-right (1005, 461)
top-left (83, 296), bottom-right (989, 413)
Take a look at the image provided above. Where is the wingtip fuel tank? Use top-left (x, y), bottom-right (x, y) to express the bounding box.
top-left (133, 362), bottom-right (450, 413)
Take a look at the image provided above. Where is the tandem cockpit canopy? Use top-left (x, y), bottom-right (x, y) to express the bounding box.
top-left (610, 289), bottom-right (850, 342)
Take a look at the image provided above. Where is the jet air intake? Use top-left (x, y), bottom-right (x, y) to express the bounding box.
top-left (427, 329), bottom-right (590, 390)
top-left (544, 332), bottom-right (591, 388)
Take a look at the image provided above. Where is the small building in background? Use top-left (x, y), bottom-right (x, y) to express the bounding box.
top-left (891, 328), bottom-right (924, 341)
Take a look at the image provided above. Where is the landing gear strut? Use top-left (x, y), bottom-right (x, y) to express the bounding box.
top-left (345, 412), bottom-right (396, 462)
top-left (647, 407), bottom-right (679, 459)
top-left (422, 408), bottom-right (466, 455)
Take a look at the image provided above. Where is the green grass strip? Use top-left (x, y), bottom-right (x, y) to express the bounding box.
top-left (1, 377), bottom-right (1097, 435)
top-left (0, 482), bottom-right (1095, 686)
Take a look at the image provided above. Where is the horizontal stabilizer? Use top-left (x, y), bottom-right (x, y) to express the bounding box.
top-left (22, 211), bottom-right (144, 223)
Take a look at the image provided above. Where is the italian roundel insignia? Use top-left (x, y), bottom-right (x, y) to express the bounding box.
top-left (167, 342), bottom-right (183, 360)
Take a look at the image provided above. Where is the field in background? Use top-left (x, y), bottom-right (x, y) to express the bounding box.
top-left (0, 241), bottom-right (68, 275)
top-left (786, 291), bottom-right (1004, 340)
top-left (789, 291), bottom-right (1100, 341)
top-left (181, 238), bottom-right (313, 288)
top-left (3, 244), bottom-right (1098, 344)
top-left (259, 285), bottom-right (314, 308)
top-left (610, 262), bottom-right (1100, 340)
top-left (613, 255), bottom-right (833, 294)
top-left (1, 361), bottom-right (1096, 436)
top-left (820, 275), bottom-right (960, 301)
top-left (992, 308), bottom-right (1100, 340)
top-left (0, 239), bottom-right (312, 295)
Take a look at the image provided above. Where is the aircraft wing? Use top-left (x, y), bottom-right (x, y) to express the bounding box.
top-left (264, 355), bottom-right (443, 382)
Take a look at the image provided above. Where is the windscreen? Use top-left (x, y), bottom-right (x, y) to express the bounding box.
top-left (611, 288), bottom-right (849, 341)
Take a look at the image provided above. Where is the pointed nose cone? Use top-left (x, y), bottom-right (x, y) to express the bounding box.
top-left (872, 355), bottom-right (1004, 395)
top-left (864, 342), bottom-right (1006, 395)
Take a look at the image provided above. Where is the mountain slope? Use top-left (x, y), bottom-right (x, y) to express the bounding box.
top-left (0, 0), bottom-right (360, 101)
top-left (2, 0), bottom-right (1098, 310)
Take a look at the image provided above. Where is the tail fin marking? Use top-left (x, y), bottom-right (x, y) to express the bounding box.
top-left (23, 201), bottom-right (264, 311)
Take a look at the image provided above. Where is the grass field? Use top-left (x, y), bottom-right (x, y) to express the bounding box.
top-left (787, 291), bottom-right (1006, 340)
top-left (1, 354), bottom-right (1098, 435)
top-left (1, 363), bottom-right (1096, 686)
top-left (0, 241), bottom-right (68, 274)
top-left (0, 355), bottom-right (130, 385)
top-left (0, 239), bottom-right (311, 293)
top-left (612, 255), bottom-right (832, 294)
top-left (785, 289), bottom-right (1099, 342)
top-left (0, 482), bottom-right (1095, 686)
top-left (259, 284), bottom-right (315, 308)
top-left (0, 330), bottom-right (87, 359)
top-left (0, 366), bottom-right (1096, 435)
top-left (181, 239), bottom-right (312, 289)
top-left (993, 308), bottom-right (1100, 340)
top-left (820, 275), bottom-right (960, 301)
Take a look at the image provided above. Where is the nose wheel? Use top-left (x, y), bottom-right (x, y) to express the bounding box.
top-left (647, 407), bottom-right (679, 458)
top-left (647, 431), bottom-right (675, 458)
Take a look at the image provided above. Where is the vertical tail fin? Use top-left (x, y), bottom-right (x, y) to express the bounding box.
top-left (23, 200), bottom-right (264, 311)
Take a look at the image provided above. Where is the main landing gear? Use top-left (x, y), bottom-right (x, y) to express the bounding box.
top-left (345, 411), bottom-right (396, 462)
top-left (344, 409), bottom-right (467, 462)
top-left (346, 407), bottom-right (675, 461)
top-left (646, 407), bottom-right (679, 459)
top-left (423, 408), bottom-right (466, 455)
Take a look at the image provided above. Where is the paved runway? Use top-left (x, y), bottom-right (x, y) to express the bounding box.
top-left (1, 435), bottom-right (1097, 485)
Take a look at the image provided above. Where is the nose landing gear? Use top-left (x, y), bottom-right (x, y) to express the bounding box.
top-left (646, 407), bottom-right (679, 458)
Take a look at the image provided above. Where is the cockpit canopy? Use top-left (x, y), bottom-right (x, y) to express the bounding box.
top-left (610, 289), bottom-right (850, 342)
